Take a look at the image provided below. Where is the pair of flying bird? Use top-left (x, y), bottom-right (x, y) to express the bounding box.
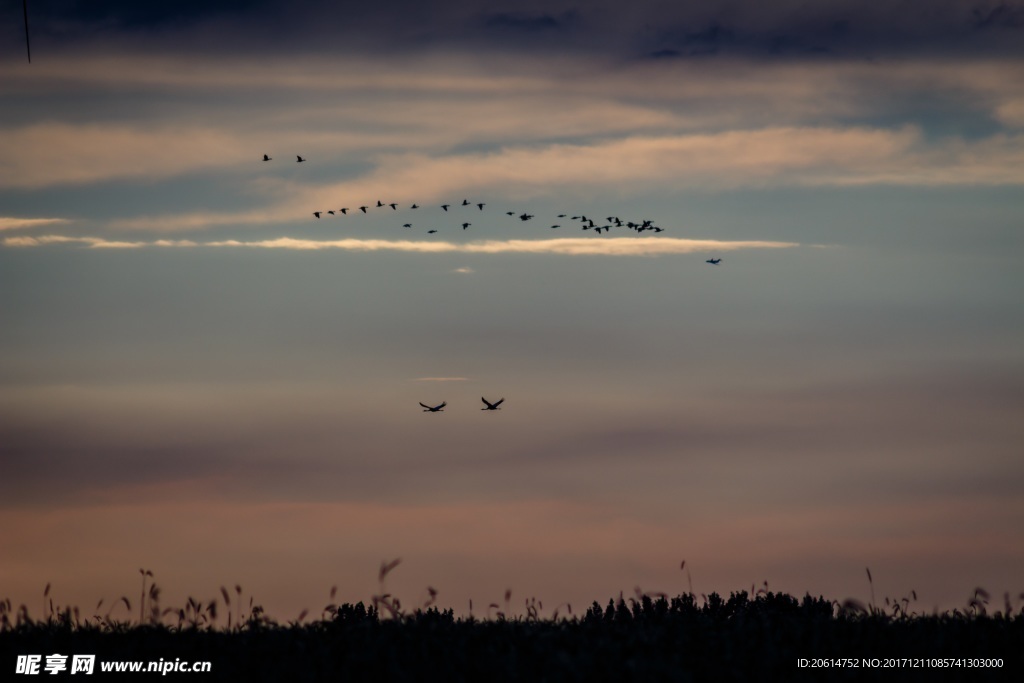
top-left (262, 155), bottom-right (305, 162)
top-left (420, 398), bottom-right (504, 412)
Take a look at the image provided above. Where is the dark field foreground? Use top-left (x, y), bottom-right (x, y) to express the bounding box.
top-left (3, 592), bottom-right (1021, 682)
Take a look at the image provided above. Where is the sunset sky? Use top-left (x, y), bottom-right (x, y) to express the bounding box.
top-left (2, 1), bottom-right (1023, 620)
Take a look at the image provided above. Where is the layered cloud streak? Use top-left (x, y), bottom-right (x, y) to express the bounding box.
top-left (2, 234), bottom-right (798, 256)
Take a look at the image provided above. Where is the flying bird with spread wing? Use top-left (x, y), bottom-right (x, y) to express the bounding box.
top-left (262, 154), bottom-right (272, 161)
top-left (706, 258), bottom-right (722, 265)
top-left (296, 156), bottom-right (306, 162)
top-left (481, 397), bottom-right (504, 411)
top-left (420, 401), bottom-right (447, 412)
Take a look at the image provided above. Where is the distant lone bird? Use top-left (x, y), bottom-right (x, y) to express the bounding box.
top-left (313, 211), bottom-right (321, 219)
top-left (441, 204), bottom-right (450, 211)
top-left (551, 225), bottom-right (560, 229)
top-left (262, 154), bottom-right (272, 161)
top-left (481, 397), bottom-right (504, 411)
top-left (359, 206), bottom-right (368, 213)
top-left (706, 258), bottom-right (722, 265)
top-left (462, 223), bottom-right (471, 229)
top-left (476, 203), bottom-right (485, 210)
top-left (411, 204), bottom-right (419, 209)
top-left (327, 210), bottom-right (335, 215)
top-left (389, 203), bottom-right (397, 210)
top-left (296, 156), bottom-right (306, 162)
top-left (377, 200), bottom-right (385, 208)
top-left (519, 213), bottom-right (533, 221)
top-left (427, 229), bottom-right (438, 234)
top-left (506, 211), bottom-right (515, 216)
top-left (340, 208), bottom-right (349, 214)
top-left (403, 223), bottom-right (412, 228)
top-left (420, 401), bottom-right (447, 413)
top-left (462, 199), bottom-right (470, 206)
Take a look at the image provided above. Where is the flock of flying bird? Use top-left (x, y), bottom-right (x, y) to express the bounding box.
top-left (307, 194), bottom-right (671, 237)
top-left (261, 153), bottom-right (722, 243)
top-left (264, 154), bottom-right (722, 411)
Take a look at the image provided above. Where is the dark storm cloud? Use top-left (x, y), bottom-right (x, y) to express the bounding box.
top-left (482, 11), bottom-right (578, 33)
top-left (34, 0), bottom-right (268, 30)
top-left (973, 2), bottom-right (1024, 28)
top-left (15, 0), bottom-right (1024, 59)
top-left (646, 2), bottom-right (1024, 60)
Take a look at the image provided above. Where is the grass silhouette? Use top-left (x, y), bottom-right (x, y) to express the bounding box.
top-left (2, 564), bottom-right (1020, 681)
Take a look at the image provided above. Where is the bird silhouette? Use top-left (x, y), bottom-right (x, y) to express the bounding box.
top-left (411, 204), bottom-right (420, 209)
top-left (462, 199), bottom-right (470, 206)
top-left (477, 203), bottom-right (485, 210)
top-left (313, 211), bottom-right (321, 219)
top-left (427, 229), bottom-right (438, 234)
top-left (296, 156), bottom-right (306, 162)
top-left (403, 223), bottom-right (412, 228)
top-left (420, 401), bottom-right (447, 412)
top-left (389, 203), bottom-right (397, 210)
top-left (506, 211), bottom-right (515, 216)
top-left (551, 225), bottom-right (560, 229)
top-left (706, 258), bottom-right (722, 265)
top-left (441, 204), bottom-right (450, 211)
top-left (359, 206), bottom-right (368, 213)
top-left (481, 397), bottom-right (504, 411)
top-left (462, 223), bottom-right (471, 229)
top-left (377, 200), bottom-right (385, 208)
top-left (340, 208), bottom-right (349, 215)
top-left (327, 210), bottom-right (335, 215)
top-left (262, 154), bottom-right (272, 161)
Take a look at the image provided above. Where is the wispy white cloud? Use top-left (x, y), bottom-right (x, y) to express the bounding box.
top-left (2, 235), bottom-right (196, 249)
top-left (102, 126), bottom-right (1024, 233)
top-left (325, 127), bottom-right (1024, 202)
top-left (5, 52), bottom-right (1024, 198)
top-left (995, 99), bottom-right (1024, 128)
top-left (3, 235), bottom-right (799, 256)
top-left (0, 217), bottom-right (70, 231)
